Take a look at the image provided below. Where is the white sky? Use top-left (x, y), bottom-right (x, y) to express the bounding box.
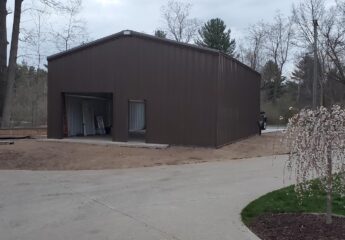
top-left (5, 0), bottom-right (338, 74)
top-left (82, 0), bottom-right (302, 40)
top-left (79, 0), bottom-right (336, 76)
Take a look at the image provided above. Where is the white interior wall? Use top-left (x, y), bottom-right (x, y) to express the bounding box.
top-left (65, 94), bottom-right (112, 137)
top-left (129, 101), bottom-right (145, 132)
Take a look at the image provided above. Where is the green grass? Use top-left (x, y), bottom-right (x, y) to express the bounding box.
top-left (241, 181), bottom-right (345, 225)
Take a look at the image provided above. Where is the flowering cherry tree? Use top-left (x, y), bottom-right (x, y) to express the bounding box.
top-left (285, 105), bottom-right (345, 224)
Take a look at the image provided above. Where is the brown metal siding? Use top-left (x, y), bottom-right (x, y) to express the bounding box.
top-left (48, 36), bottom-right (219, 146)
top-left (216, 55), bottom-right (261, 146)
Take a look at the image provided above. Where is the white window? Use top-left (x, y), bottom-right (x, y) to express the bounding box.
top-left (129, 100), bottom-right (146, 132)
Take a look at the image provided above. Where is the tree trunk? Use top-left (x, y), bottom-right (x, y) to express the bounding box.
top-left (320, 80), bottom-right (324, 107)
top-left (326, 146), bottom-right (333, 224)
top-left (319, 73), bottom-right (324, 107)
top-left (312, 21), bottom-right (318, 109)
top-left (297, 83), bottom-right (301, 105)
top-left (0, 0), bottom-right (7, 118)
top-left (1, 0), bottom-right (23, 128)
top-left (272, 76), bottom-right (279, 104)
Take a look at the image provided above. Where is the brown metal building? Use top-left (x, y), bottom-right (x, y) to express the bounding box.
top-left (47, 30), bottom-right (261, 147)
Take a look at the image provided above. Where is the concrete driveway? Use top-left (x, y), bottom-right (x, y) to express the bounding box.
top-left (0, 155), bottom-right (291, 240)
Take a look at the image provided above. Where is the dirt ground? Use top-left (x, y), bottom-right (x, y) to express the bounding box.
top-left (0, 132), bottom-right (287, 170)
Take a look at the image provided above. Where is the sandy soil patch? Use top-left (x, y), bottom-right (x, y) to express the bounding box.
top-left (0, 132), bottom-right (287, 170)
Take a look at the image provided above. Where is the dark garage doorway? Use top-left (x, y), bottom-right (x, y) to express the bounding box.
top-left (64, 93), bottom-right (113, 140)
top-left (128, 100), bottom-right (146, 142)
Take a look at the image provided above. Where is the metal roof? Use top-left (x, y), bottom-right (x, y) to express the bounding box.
top-left (47, 30), bottom-right (260, 75)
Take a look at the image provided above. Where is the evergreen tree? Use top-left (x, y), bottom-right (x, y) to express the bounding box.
top-left (261, 60), bottom-right (284, 103)
top-left (154, 29), bottom-right (167, 39)
top-left (291, 55), bottom-right (314, 106)
top-left (197, 18), bottom-right (236, 56)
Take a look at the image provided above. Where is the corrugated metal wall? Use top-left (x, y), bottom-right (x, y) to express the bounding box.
top-left (48, 32), bottom-right (260, 147)
top-left (48, 34), bottom-right (219, 146)
top-left (216, 54), bottom-right (261, 146)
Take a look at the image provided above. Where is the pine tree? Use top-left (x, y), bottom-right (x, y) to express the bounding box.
top-left (261, 60), bottom-right (284, 103)
top-left (154, 30), bottom-right (167, 39)
top-left (291, 55), bottom-right (314, 106)
top-left (196, 18), bottom-right (236, 56)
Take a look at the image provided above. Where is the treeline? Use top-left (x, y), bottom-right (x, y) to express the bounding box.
top-left (11, 63), bottom-right (47, 127)
top-left (261, 56), bottom-right (345, 124)
top-left (0, 0), bottom-right (88, 128)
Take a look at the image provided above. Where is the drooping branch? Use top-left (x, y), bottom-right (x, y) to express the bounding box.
top-left (285, 105), bottom-right (345, 224)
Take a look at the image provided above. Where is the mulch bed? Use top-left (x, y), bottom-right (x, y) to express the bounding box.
top-left (249, 213), bottom-right (345, 240)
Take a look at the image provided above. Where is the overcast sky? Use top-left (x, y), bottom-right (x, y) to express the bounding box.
top-left (5, 0), bottom-right (338, 73)
top-left (75, 0), bottom-right (336, 76)
top-left (7, 0), bottom-right (338, 51)
top-left (83, 0), bottom-right (303, 40)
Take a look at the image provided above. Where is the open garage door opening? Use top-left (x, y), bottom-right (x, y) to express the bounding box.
top-left (128, 100), bottom-right (146, 142)
top-left (63, 93), bottom-right (113, 140)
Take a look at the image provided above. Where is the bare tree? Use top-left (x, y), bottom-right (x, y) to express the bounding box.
top-left (1, 0), bottom-right (88, 127)
top-left (322, 3), bottom-right (345, 86)
top-left (293, 0), bottom-right (345, 106)
top-left (21, 6), bottom-right (50, 69)
top-left (21, 6), bottom-right (50, 126)
top-left (265, 13), bottom-right (294, 102)
top-left (247, 23), bottom-right (266, 71)
top-left (237, 23), bottom-right (266, 71)
top-left (1, 0), bottom-right (24, 128)
top-left (240, 13), bottom-right (294, 75)
top-left (292, 0), bottom-right (325, 48)
top-left (52, 0), bottom-right (88, 51)
top-left (0, 0), bottom-right (8, 117)
top-left (161, 0), bottom-right (200, 43)
top-left (285, 105), bottom-right (345, 224)
top-left (40, 0), bottom-right (64, 9)
top-left (292, 0), bottom-right (326, 107)
top-left (239, 14), bottom-right (294, 104)
top-left (247, 22), bottom-right (267, 70)
top-left (265, 13), bottom-right (294, 74)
